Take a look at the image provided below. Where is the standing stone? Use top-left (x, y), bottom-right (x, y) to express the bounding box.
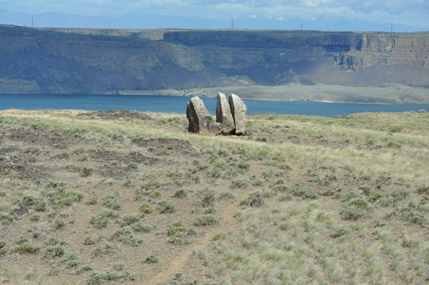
top-left (216, 92), bottom-right (235, 134)
top-left (186, 96), bottom-right (222, 134)
top-left (229, 94), bottom-right (247, 135)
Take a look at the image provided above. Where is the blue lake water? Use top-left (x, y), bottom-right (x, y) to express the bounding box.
top-left (1, 94), bottom-right (429, 117)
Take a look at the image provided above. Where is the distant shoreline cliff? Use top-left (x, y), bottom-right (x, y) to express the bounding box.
top-left (0, 25), bottom-right (428, 99)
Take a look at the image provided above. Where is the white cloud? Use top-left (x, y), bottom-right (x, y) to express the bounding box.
top-left (1, 0), bottom-right (428, 28)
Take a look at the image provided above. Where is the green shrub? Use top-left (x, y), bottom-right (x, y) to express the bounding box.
top-left (121, 213), bottom-right (143, 225)
top-left (24, 147), bottom-right (40, 155)
top-left (52, 218), bottom-right (65, 230)
top-left (367, 191), bottom-right (382, 202)
top-left (157, 200), bottom-right (175, 214)
top-left (149, 191), bottom-right (161, 199)
top-left (0, 240), bottom-right (7, 255)
top-left (44, 180), bottom-right (66, 190)
top-left (0, 211), bottom-right (14, 225)
top-left (206, 168), bottom-right (222, 179)
top-left (240, 191), bottom-right (262, 206)
top-left (29, 214), bottom-right (40, 222)
top-left (167, 220), bottom-right (188, 236)
top-left (341, 197), bottom-right (372, 220)
top-left (408, 213), bottom-right (426, 225)
top-left (92, 243), bottom-right (116, 256)
top-left (173, 189), bottom-right (187, 198)
top-left (200, 189), bottom-right (215, 207)
top-left (139, 203), bottom-right (154, 214)
top-left (90, 210), bottom-right (119, 228)
top-left (12, 242), bottom-right (40, 254)
top-left (101, 195), bottom-right (120, 210)
top-left (249, 175), bottom-right (264, 186)
top-left (12, 194), bottom-right (46, 212)
top-left (292, 187), bottom-right (318, 199)
top-left (330, 226), bottom-right (351, 238)
top-left (131, 221), bottom-right (153, 233)
top-left (72, 148), bottom-right (85, 155)
top-left (80, 167), bottom-right (94, 177)
top-left (212, 232), bottom-right (227, 241)
top-left (194, 215), bottom-right (219, 226)
top-left (88, 272), bottom-right (102, 285)
top-left (231, 178), bottom-right (249, 189)
top-left (279, 221), bottom-right (293, 231)
top-left (168, 235), bottom-right (186, 245)
top-left (43, 189), bottom-right (83, 207)
top-left (128, 162), bottom-right (139, 169)
top-left (389, 125), bottom-right (403, 133)
top-left (85, 197), bottom-right (98, 205)
top-left (417, 185), bottom-right (429, 195)
top-left (96, 269), bottom-right (133, 282)
top-left (84, 237), bottom-right (98, 246)
top-left (141, 180), bottom-right (162, 191)
top-left (167, 219), bottom-right (189, 245)
top-left (219, 191), bottom-right (235, 200)
top-left (273, 183), bottom-right (289, 192)
top-left (236, 161), bottom-right (250, 171)
top-left (110, 226), bottom-right (143, 247)
top-left (279, 194), bottom-right (293, 201)
top-left (65, 258), bottom-right (79, 269)
top-left (342, 191), bottom-right (362, 202)
top-left (143, 254), bottom-right (159, 264)
top-left (112, 262), bottom-right (125, 271)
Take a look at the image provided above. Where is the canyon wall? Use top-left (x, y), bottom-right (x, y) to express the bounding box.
top-left (0, 25), bottom-right (428, 94)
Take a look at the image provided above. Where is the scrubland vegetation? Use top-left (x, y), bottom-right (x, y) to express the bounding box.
top-left (0, 108), bottom-right (429, 284)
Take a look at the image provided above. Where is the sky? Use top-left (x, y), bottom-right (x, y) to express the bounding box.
top-left (1, 0), bottom-right (428, 29)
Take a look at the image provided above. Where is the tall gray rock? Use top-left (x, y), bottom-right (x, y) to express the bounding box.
top-left (216, 92), bottom-right (235, 134)
top-left (186, 96), bottom-right (222, 134)
top-left (229, 94), bottom-right (247, 135)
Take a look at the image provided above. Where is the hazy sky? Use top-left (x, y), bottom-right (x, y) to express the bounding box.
top-left (1, 0), bottom-right (429, 28)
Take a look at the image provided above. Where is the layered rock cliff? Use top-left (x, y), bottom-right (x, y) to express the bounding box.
top-left (164, 30), bottom-right (429, 73)
top-left (0, 25), bottom-right (428, 95)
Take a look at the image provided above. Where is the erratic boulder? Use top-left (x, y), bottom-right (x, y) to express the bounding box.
top-left (229, 94), bottom-right (247, 135)
top-left (216, 92), bottom-right (235, 134)
top-left (186, 96), bottom-right (222, 134)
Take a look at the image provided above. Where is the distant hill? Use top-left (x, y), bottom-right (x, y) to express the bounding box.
top-left (0, 25), bottom-right (428, 97)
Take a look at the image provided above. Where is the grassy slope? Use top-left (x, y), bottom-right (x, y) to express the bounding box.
top-left (0, 109), bottom-right (429, 284)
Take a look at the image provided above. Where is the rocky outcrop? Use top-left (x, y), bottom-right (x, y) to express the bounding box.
top-left (216, 92), bottom-right (235, 134)
top-left (186, 96), bottom-right (221, 134)
top-left (187, 94), bottom-right (247, 135)
top-left (229, 94), bottom-right (247, 135)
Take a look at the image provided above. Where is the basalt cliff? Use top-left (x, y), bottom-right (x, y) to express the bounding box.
top-left (0, 25), bottom-right (428, 95)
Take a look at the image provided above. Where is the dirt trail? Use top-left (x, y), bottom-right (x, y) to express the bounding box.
top-left (146, 197), bottom-right (241, 285)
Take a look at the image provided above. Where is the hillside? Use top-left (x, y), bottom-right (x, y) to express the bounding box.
top-left (1, 109), bottom-right (429, 284)
top-left (0, 25), bottom-right (428, 102)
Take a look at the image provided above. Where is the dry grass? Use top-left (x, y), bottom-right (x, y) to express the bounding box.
top-left (0, 109), bottom-right (429, 284)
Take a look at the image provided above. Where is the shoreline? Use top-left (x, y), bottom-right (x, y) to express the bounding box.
top-left (111, 84), bottom-right (429, 105)
top-left (2, 83), bottom-right (429, 105)
top-left (0, 92), bottom-right (423, 105)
